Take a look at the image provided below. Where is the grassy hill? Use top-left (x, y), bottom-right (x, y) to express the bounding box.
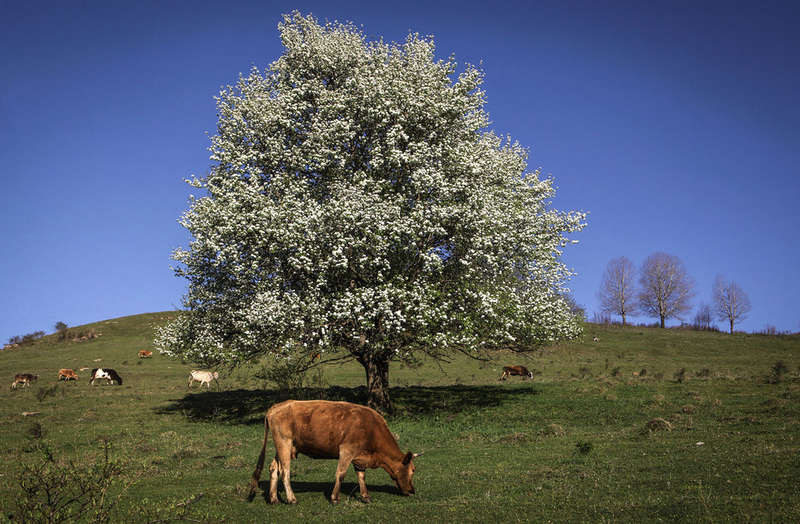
top-left (1, 313), bottom-right (798, 522)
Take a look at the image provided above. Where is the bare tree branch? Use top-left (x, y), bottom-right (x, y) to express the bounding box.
top-left (712, 276), bottom-right (751, 334)
top-left (597, 256), bottom-right (637, 325)
top-left (638, 252), bottom-right (695, 328)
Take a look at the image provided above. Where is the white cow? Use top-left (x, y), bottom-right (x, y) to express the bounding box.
top-left (188, 370), bottom-right (219, 389)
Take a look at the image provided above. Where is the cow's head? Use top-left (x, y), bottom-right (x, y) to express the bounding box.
top-left (213, 372), bottom-right (219, 380)
top-left (394, 452), bottom-right (420, 495)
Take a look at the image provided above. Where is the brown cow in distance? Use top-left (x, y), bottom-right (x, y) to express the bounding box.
top-left (248, 400), bottom-right (419, 505)
top-left (500, 365), bottom-right (534, 380)
top-left (10, 373), bottom-right (38, 389)
top-left (138, 350), bottom-right (153, 358)
top-left (58, 369), bottom-right (79, 381)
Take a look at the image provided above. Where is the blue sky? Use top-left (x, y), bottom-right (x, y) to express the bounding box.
top-left (2, 0), bottom-right (799, 343)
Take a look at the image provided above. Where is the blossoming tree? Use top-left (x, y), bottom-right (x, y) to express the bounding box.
top-left (155, 13), bottom-right (586, 413)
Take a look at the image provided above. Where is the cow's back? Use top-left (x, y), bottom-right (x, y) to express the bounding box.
top-left (268, 400), bottom-right (395, 460)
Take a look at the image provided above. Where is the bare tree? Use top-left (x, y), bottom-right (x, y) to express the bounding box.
top-left (562, 293), bottom-right (586, 321)
top-left (712, 276), bottom-right (751, 334)
top-left (597, 256), bottom-right (638, 325)
top-left (638, 252), bottom-right (695, 328)
top-left (692, 302), bottom-right (713, 330)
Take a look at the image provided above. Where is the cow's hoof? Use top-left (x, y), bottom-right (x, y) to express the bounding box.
top-left (268, 497), bottom-right (279, 505)
top-left (330, 497), bottom-right (339, 505)
top-left (288, 497), bottom-right (298, 505)
top-left (360, 496), bottom-right (371, 504)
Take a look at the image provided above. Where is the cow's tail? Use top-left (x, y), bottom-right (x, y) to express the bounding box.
top-left (247, 411), bottom-right (270, 501)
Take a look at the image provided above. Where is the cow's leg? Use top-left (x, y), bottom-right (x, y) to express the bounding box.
top-left (188, 377), bottom-right (193, 388)
top-left (275, 443), bottom-right (296, 504)
top-left (268, 458), bottom-right (280, 504)
top-left (355, 468), bottom-right (370, 503)
top-left (330, 453), bottom-right (353, 504)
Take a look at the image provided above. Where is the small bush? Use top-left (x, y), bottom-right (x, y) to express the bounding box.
top-left (8, 331), bottom-right (46, 347)
top-left (575, 440), bottom-right (593, 454)
top-left (578, 367), bottom-right (592, 379)
top-left (769, 361), bottom-right (788, 384)
top-left (73, 328), bottom-right (98, 342)
top-left (36, 385), bottom-right (60, 403)
top-left (695, 368), bottom-right (711, 378)
top-left (674, 368), bottom-right (687, 383)
top-left (55, 322), bottom-right (69, 341)
top-left (27, 422), bottom-right (45, 440)
top-left (11, 441), bottom-right (125, 524)
top-left (643, 418), bottom-right (673, 433)
top-left (610, 367), bottom-right (621, 377)
top-left (540, 424), bottom-right (565, 437)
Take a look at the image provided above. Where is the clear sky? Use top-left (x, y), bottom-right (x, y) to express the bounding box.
top-left (2, 0), bottom-right (799, 344)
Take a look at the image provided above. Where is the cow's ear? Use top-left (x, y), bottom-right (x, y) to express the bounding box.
top-left (402, 452), bottom-right (413, 465)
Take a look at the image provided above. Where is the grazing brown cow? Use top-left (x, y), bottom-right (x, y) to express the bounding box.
top-left (10, 373), bottom-right (39, 389)
top-left (500, 365), bottom-right (534, 380)
top-left (138, 350), bottom-right (153, 358)
top-left (58, 369), bottom-right (79, 381)
top-left (249, 400), bottom-right (419, 505)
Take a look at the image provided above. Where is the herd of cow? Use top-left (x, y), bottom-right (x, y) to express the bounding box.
top-left (9, 352), bottom-right (535, 506)
top-left (9, 349), bottom-right (220, 390)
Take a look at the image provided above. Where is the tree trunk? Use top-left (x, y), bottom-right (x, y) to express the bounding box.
top-left (730, 319), bottom-right (734, 334)
top-left (660, 315), bottom-right (665, 329)
top-left (360, 355), bottom-right (392, 414)
top-left (622, 313), bottom-right (626, 326)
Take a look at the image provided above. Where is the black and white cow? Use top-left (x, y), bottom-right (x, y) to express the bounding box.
top-left (89, 368), bottom-right (123, 386)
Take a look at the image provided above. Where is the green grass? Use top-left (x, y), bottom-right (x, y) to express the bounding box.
top-left (1, 314), bottom-right (799, 522)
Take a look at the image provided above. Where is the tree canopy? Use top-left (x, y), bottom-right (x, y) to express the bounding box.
top-left (155, 12), bottom-right (586, 411)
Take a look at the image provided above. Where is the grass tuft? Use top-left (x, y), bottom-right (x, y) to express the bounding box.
top-left (643, 418), bottom-right (673, 433)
